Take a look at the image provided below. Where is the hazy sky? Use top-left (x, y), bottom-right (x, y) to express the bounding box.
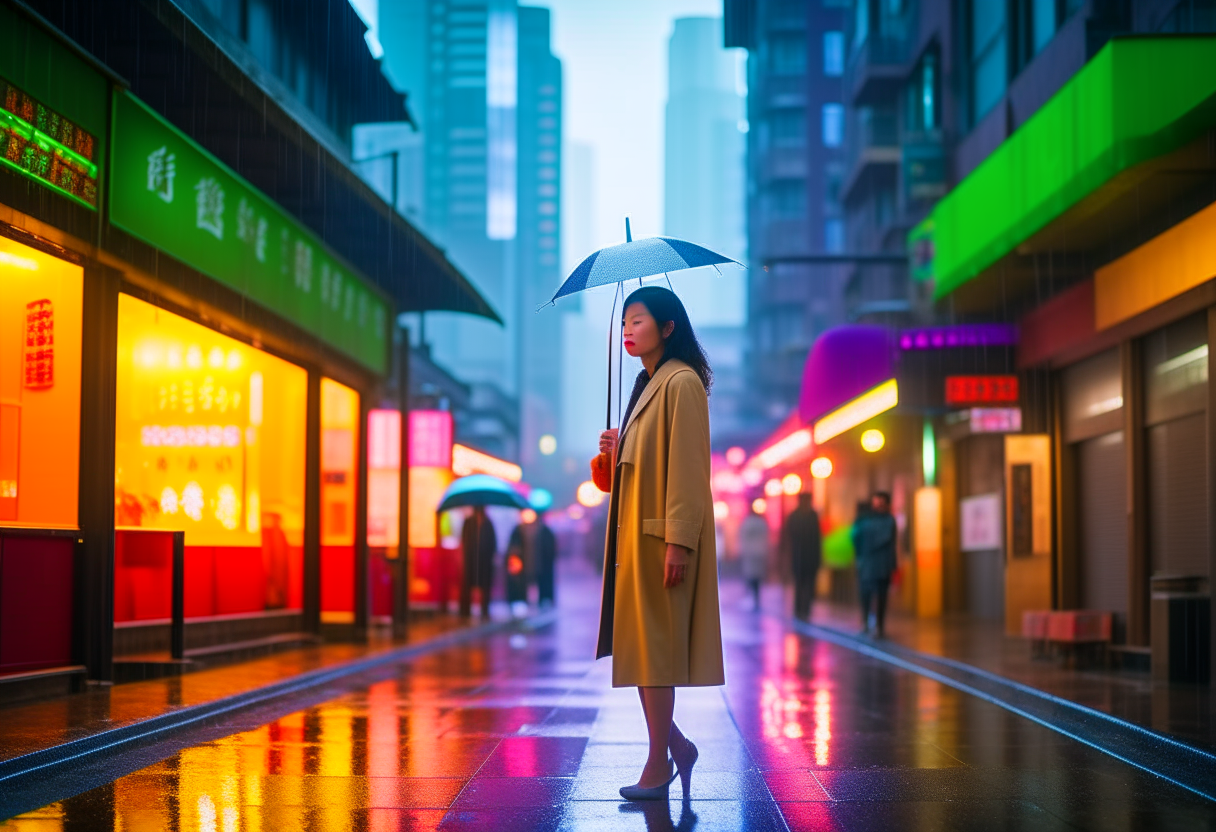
top-left (545, 0), bottom-right (724, 249)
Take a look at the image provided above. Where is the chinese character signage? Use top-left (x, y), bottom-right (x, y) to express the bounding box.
top-left (0, 78), bottom-right (99, 208)
top-left (109, 92), bottom-right (390, 374)
top-left (945, 375), bottom-right (1019, 406)
top-left (23, 299), bottom-right (54, 389)
top-left (969, 407), bottom-right (1022, 433)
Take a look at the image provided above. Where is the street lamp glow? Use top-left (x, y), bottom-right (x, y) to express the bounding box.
top-left (576, 480), bottom-right (605, 507)
top-left (538, 434), bottom-right (557, 455)
top-left (725, 446), bottom-right (747, 466)
top-left (713, 500), bottom-right (729, 520)
top-left (520, 508), bottom-right (537, 524)
top-left (752, 498), bottom-right (768, 514)
top-left (763, 478), bottom-right (783, 498)
top-left (861, 429), bottom-right (886, 453)
top-left (782, 473), bottom-right (803, 495)
top-left (810, 457), bottom-right (834, 479)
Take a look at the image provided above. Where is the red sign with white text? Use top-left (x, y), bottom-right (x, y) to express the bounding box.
top-left (945, 375), bottom-right (1018, 406)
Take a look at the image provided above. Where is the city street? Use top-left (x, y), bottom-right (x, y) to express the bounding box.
top-left (6, 569), bottom-right (1213, 832)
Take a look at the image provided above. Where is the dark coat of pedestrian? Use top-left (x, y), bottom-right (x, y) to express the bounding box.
top-left (460, 506), bottom-right (497, 618)
top-left (851, 492), bottom-right (897, 636)
top-left (534, 515), bottom-right (558, 607)
top-left (781, 493), bottom-right (821, 622)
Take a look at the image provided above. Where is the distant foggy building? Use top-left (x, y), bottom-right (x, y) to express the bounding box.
top-left (663, 17), bottom-right (749, 441)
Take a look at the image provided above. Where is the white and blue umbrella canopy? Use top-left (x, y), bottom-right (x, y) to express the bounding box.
top-left (438, 475), bottom-right (529, 513)
top-left (545, 223), bottom-right (740, 306)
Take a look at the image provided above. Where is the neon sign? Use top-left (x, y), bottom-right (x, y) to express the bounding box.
top-left (945, 375), bottom-right (1019, 405)
top-left (0, 78), bottom-right (98, 208)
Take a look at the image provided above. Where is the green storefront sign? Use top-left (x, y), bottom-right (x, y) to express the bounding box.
top-left (110, 91), bottom-right (389, 374)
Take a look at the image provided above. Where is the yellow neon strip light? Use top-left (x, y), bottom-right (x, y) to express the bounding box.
top-left (452, 443), bottom-right (523, 482)
top-left (813, 379), bottom-right (898, 445)
top-left (748, 428), bottom-right (813, 471)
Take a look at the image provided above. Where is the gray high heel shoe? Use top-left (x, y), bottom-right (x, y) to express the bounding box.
top-left (619, 761), bottom-right (678, 801)
top-left (674, 741), bottom-right (698, 799)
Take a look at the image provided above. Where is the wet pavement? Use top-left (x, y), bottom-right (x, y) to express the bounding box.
top-left (3, 568), bottom-right (1215, 831)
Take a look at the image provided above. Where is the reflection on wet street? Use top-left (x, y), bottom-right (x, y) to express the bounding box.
top-left (4, 574), bottom-right (1215, 831)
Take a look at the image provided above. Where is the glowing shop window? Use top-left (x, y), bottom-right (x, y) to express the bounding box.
top-left (321, 378), bottom-right (360, 620)
top-left (0, 236), bottom-right (83, 528)
top-left (113, 294), bottom-right (307, 593)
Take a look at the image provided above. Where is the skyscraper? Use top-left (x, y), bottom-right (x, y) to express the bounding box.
top-left (516, 6), bottom-right (565, 487)
top-left (663, 17), bottom-right (748, 440)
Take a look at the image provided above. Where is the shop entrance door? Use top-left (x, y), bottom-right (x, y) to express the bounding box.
top-left (1077, 430), bottom-right (1128, 637)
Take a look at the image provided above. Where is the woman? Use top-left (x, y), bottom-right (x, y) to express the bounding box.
top-left (738, 505), bottom-right (770, 612)
top-left (595, 286), bottom-right (724, 801)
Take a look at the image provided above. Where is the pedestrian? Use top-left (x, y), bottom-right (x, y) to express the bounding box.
top-left (782, 492), bottom-right (822, 622)
top-left (595, 286), bottom-right (724, 802)
top-left (852, 491), bottom-right (898, 637)
top-left (534, 511), bottom-right (558, 608)
top-left (460, 505), bottom-right (496, 619)
top-left (505, 519), bottom-right (529, 611)
top-left (738, 505), bottom-right (770, 612)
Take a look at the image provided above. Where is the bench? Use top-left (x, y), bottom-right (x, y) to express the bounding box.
top-left (1022, 610), bottom-right (1112, 667)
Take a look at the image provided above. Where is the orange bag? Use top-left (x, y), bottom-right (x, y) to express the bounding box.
top-left (590, 452), bottom-right (613, 493)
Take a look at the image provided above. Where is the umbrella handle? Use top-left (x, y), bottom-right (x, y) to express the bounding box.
top-left (607, 281), bottom-right (619, 430)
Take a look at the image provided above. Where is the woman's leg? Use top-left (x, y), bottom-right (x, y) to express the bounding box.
top-left (637, 686), bottom-right (675, 786)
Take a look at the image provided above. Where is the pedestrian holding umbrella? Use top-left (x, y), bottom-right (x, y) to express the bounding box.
top-left (439, 475), bottom-right (528, 619)
top-left (542, 221), bottom-right (740, 801)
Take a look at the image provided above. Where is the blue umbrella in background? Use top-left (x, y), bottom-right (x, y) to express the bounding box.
top-left (543, 218), bottom-right (741, 429)
top-left (438, 474), bottom-right (529, 513)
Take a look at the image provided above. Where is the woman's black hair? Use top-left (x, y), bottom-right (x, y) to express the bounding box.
top-left (618, 286), bottom-right (713, 434)
top-left (622, 285), bottom-right (713, 392)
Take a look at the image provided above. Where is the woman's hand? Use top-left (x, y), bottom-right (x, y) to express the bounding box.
top-left (599, 428), bottom-right (619, 456)
top-left (664, 543), bottom-right (691, 589)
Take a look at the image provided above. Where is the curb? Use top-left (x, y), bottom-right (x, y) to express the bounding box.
top-left (789, 617), bottom-right (1216, 803)
top-left (0, 610), bottom-right (557, 809)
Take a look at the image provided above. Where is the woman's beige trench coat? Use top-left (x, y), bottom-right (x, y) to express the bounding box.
top-left (596, 359), bottom-right (725, 688)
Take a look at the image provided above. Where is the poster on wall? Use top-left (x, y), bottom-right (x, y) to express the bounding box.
top-left (960, 493), bottom-right (1002, 552)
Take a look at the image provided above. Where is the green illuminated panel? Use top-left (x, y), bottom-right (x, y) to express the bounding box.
top-left (0, 78), bottom-right (99, 208)
top-left (921, 37), bottom-right (1216, 298)
top-left (109, 92), bottom-right (390, 374)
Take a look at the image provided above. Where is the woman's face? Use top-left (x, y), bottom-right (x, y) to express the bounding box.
top-left (622, 302), bottom-right (672, 358)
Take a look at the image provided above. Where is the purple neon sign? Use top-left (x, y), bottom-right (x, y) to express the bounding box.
top-left (899, 324), bottom-right (1018, 350)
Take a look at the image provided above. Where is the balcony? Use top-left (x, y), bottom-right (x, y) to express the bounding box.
top-left (846, 33), bottom-right (912, 106)
top-left (842, 107), bottom-right (899, 203)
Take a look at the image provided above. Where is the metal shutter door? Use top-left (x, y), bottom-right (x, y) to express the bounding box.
top-left (1078, 431), bottom-right (1128, 613)
top-left (1148, 412), bottom-right (1210, 578)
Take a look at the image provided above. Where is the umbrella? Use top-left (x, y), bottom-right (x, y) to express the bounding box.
top-left (543, 218), bottom-right (741, 428)
top-left (438, 474), bottom-right (529, 513)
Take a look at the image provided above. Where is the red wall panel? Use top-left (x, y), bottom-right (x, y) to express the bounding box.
top-left (0, 535), bottom-right (74, 672)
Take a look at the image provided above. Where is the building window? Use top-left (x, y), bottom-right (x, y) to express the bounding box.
top-left (853, 0), bottom-right (870, 47)
top-left (824, 219), bottom-right (844, 253)
top-left (905, 48), bottom-right (939, 132)
top-left (821, 103), bottom-right (844, 147)
top-left (0, 238), bottom-right (83, 528)
top-left (1158, 0), bottom-right (1216, 32)
top-left (823, 31), bottom-right (844, 76)
top-left (770, 34), bottom-right (808, 75)
top-left (113, 294), bottom-right (308, 619)
top-left (969, 0), bottom-right (1007, 124)
top-left (770, 179), bottom-right (806, 218)
top-left (771, 108), bottom-right (807, 145)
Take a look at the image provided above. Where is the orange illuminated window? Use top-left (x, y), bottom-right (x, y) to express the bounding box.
top-left (113, 295), bottom-right (307, 618)
top-left (321, 377), bottom-right (359, 621)
top-left (0, 237), bottom-right (82, 529)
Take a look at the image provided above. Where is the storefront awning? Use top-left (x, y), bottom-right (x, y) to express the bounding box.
top-left (916, 36), bottom-right (1216, 300)
top-left (799, 325), bottom-right (897, 424)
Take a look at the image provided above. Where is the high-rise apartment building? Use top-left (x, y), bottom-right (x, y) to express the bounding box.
top-left (374, 0), bottom-right (563, 471)
top-left (725, 0), bottom-right (850, 427)
top-left (516, 6), bottom-right (565, 488)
